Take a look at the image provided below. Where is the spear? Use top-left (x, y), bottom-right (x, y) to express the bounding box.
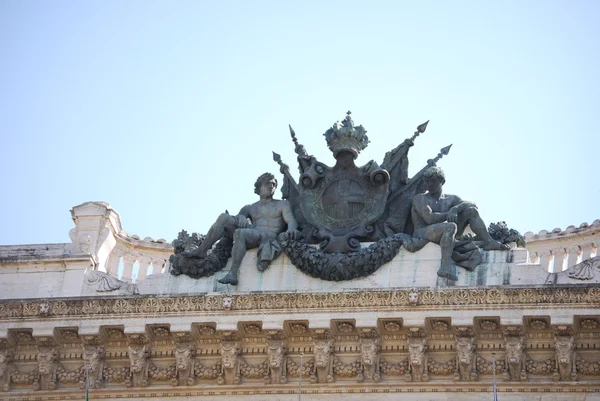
top-left (289, 125), bottom-right (300, 149)
top-left (382, 121), bottom-right (428, 169)
top-left (272, 151), bottom-right (299, 192)
top-left (410, 120), bottom-right (429, 141)
top-left (387, 144), bottom-right (452, 204)
top-left (289, 124), bottom-right (311, 159)
top-left (427, 144), bottom-right (452, 166)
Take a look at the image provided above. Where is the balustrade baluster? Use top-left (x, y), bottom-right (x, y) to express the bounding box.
top-left (151, 259), bottom-right (165, 275)
top-left (528, 250), bottom-right (539, 264)
top-left (581, 243), bottom-right (594, 261)
top-left (551, 248), bottom-right (565, 273)
top-left (122, 256), bottom-right (136, 282)
top-left (106, 254), bottom-right (121, 276)
top-left (136, 257), bottom-right (151, 282)
top-left (539, 250), bottom-right (552, 272)
top-left (566, 246), bottom-right (581, 270)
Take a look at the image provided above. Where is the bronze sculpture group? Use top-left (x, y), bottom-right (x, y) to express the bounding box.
top-left (170, 112), bottom-right (510, 285)
top-left (183, 173), bottom-right (298, 285)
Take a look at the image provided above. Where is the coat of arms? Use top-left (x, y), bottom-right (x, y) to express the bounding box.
top-left (292, 112), bottom-right (390, 252)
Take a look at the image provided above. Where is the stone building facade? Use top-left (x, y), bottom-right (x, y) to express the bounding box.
top-left (0, 201), bottom-right (599, 401)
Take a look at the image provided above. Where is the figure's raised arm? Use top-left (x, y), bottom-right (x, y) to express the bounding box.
top-left (447, 195), bottom-right (477, 222)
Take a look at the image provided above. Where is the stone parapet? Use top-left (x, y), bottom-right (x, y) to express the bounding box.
top-left (2, 201), bottom-right (600, 298)
top-left (524, 219), bottom-right (600, 272)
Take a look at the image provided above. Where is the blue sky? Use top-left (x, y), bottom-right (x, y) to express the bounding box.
top-left (1, 1), bottom-right (598, 246)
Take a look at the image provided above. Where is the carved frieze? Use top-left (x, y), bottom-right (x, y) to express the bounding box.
top-left (380, 356), bottom-right (408, 375)
top-left (193, 360), bottom-right (221, 380)
top-left (2, 288), bottom-right (599, 320)
top-left (239, 358), bottom-right (268, 379)
top-left (0, 316), bottom-right (598, 395)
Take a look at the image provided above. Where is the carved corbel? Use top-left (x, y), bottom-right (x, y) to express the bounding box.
top-left (357, 336), bottom-right (381, 382)
top-left (406, 328), bottom-right (428, 382)
top-left (173, 341), bottom-right (196, 386)
top-left (454, 327), bottom-right (477, 382)
top-left (553, 325), bottom-right (576, 382)
top-left (81, 345), bottom-right (105, 389)
top-left (502, 327), bottom-right (526, 381)
top-left (218, 340), bottom-right (240, 385)
top-left (0, 348), bottom-right (14, 392)
top-left (265, 338), bottom-right (287, 384)
top-left (125, 333), bottom-right (150, 388)
top-left (34, 346), bottom-right (59, 390)
top-left (311, 337), bottom-right (334, 384)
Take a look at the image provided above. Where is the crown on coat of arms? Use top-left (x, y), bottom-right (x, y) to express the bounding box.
top-left (324, 111), bottom-right (369, 159)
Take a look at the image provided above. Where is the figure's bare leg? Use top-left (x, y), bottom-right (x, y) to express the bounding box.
top-left (460, 207), bottom-right (510, 251)
top-left (438, 223), bottom-right (458, 280)
top-left (187, 213), bottom-right (236, 258)
top-left (415, 223), bottom-right (458, 281)
top-left (219, 229), bottom-right (262, 285)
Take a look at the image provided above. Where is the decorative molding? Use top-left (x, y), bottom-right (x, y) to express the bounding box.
top-left (2, 287), bottom-right (596, 320)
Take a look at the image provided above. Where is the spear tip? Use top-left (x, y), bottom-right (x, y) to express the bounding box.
top-left (417, 120), bottom-right (429, 133)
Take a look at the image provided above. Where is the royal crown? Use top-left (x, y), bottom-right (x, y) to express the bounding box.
top-left (324, 111), bottom-right (369, 159)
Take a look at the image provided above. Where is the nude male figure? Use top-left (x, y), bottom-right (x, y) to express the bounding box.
top-left (411, 166), bottom-right (509, 281)
top-left (185, 173), bottom-right (298, 286)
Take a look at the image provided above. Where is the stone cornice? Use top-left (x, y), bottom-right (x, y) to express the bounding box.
top-left (1, 285), bottom-right (598, 320)
top-left (2, 382), bottom-right (599, 401)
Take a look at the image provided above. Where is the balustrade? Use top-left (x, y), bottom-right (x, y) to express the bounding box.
top-left (10, 202), bottom-right (596, 283)
top-left (524, 220), bottom-right (600, 272)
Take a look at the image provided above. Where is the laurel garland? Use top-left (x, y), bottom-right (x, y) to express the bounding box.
top-left (169, 230), bottom-right (405, 282)
top-left (169, 231), bottom-right (233, 279)
top-left (278, 234), bottom-right (405, 281)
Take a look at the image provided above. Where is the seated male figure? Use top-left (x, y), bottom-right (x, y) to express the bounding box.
top-left (411, 167), bottom-right (509, 281)
top-left (186, 172), bottom-right (298, 285)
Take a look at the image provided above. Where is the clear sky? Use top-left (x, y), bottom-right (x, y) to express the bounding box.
top-left (1, 1), bottom-right (598, 246)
